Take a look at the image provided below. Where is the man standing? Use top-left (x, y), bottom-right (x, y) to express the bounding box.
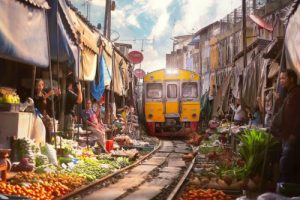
top-left (276, 69), bottom-right (300, 183)
top-left (64, 81), bottom-right (83, 137)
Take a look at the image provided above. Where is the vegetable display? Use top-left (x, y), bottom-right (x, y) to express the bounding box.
top-left (180, 188), bottom-right (233, 200)
top-left (0, 182), bottom-right (70, 200)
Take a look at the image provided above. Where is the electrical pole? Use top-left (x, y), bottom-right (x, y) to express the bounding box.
top-left (104, 0), bottom-right (113, 39)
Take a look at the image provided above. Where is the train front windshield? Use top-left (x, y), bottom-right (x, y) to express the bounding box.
top-left (147, 83), bottom-right (162, 99)
top-left (182, 82), bottom-right (198, 98)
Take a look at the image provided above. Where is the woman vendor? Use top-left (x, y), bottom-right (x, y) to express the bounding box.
top-left (34, 79), bottom-right (60, 142)
top-left (82, 99), bottom-right (107, 152)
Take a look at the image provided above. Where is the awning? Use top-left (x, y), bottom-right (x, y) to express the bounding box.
top-left (67, 7), bottom-right (99, 53)
top-left (79, 48), bottom-right (98, 81)
top-left (113, 51), bottom-right (125, 96)
top-left (102, 38), bottom-right (113, 86)
top-left (284, 0), bottom-right (300, 81)
top-left (47, 0), bottom-right (79, 69)
top-left (91, 52), bottom-right (105, 101)
top-left (67, 5), bottom-right (100, 80)
top-left (22, 0), bottom-right (50, 9)
top-left (0, 0), bottom-right (50, 67)
top-left (268, 62), bottom-right (280, 79)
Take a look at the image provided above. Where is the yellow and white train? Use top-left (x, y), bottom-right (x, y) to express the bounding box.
top-left (143, 68), bottom-right (201, 136)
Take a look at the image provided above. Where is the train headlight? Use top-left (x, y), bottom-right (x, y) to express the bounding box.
top-left (148, 114), bottom-right (153, 119)
top-left (192, 113), bottom-right (197, 118)
top-left (166, 68), bottom-right (179, 75)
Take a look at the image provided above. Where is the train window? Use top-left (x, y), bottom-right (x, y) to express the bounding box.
top-left (182, 82), bottom-right (198, 98)
top-left (167, 84), bottom-right (177, 98)
top-left (147, 83), bottom-right (162, 99)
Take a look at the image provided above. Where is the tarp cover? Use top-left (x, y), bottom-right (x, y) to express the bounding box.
top-left (102, 38), bottom-right (113, 86)
top-left (242, 60), bottom-right (261, 111)
top-left (47, 0), bottom-right (79, 69)
top-left (113, 51), bottom-right (125, 96)
top-left (67, 5), bottom-right (100, 81)
top-left (201, 73), bottom-right (210, 96)
top-left (91, 52), bottom-right (105, 101)
top-left (0, 0), bottom-right (49, 67)
top-left (284, 1), bottom-right (300, 82)
top-left (67, 8), bottom-right (99, 54)
top-left (79, 47), bottom-right (97, 81)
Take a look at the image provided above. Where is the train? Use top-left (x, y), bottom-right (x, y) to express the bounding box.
top-left (143, 68), bottom-right (201, 136)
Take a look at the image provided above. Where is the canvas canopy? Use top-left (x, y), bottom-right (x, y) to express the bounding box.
top-left (0, 0), bottom-right (50, 67)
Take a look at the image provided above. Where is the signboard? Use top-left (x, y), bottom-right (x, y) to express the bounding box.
top-left (128, 51), bottom-right (144, 64)
top-left (134, 68), bottom-right (146, 79)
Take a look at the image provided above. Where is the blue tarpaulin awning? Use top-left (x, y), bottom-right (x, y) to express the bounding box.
top-left (0, 0), bottom-right (50, 67)
top-left (91, 53), bottom-right (105, 101)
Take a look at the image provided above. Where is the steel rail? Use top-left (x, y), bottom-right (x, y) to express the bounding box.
top-left (58, 139), bottom-right (162, 200)
top-left (166, 146), bottom-right (198, 200)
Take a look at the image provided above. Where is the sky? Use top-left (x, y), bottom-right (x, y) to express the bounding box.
top-left (71, 0), bottom-right (242, 73)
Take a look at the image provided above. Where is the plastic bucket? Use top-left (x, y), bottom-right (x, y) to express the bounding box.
top-left (106, 140), bottom-right (114, 152)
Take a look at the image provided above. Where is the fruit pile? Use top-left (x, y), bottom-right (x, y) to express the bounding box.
top-left (180, 188), bottom-right (233, 200)
top-left (0, 87), bottom-right (20, 104)
top-left (10, 172), bottom-right (88, 190)
top-left (0, 182), bottom-right (70, 200)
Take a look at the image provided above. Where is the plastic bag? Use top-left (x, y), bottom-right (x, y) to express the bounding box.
top-left (41, 144), bottom-right (58, 165)
top-left (31, 115), bottom-right (46, 145)
top-left (257, 193), bottom-right (290, 200)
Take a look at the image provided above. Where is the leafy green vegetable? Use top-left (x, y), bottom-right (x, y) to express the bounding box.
top-left (238, 129), bottom-right (278, 178)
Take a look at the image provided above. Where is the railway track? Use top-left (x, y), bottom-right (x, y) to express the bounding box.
top-left (60, 139), bottom-right (196, 200)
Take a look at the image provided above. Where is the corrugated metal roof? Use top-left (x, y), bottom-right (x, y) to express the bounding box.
top-left (18, 0), bottom-right (50, 9)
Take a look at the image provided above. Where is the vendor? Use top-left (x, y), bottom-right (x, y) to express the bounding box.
top-left (272, 69), bottom-right (300, 183)
top-left (230, 99), bottom-right (247, 125)
top-left (63, 80), bottom-right (83, 137)
top-left (34, 79), bottom-right (60, 143)
top-left (248, 105), bottom-right (262, 127)
top-left (82, 99), bottom-right (107, 152)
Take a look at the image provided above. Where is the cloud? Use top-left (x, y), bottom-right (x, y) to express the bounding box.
top-left (149, 12), bottom-right (170, 38)
top-left (127, 14), bottom-right (141, 28)
top-left (140, 45), bottom-right (166, 73)
top-left (173, 0), bottom-right (242, 36)
top-left (90, 0), bottom-right (105, 7)
top-left (71, 0), bottom-right (243, 73)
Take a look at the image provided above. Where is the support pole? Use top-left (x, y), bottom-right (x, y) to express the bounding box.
top-left (242, 0), bottom-right (247, 69)
top-left (45, 9), bottom-right (57, 148)
top-left (31, 66), bottom-right (37, 98)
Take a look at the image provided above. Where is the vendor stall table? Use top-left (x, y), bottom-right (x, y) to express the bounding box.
top-left (0, 112), bottom-right (35, 148)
